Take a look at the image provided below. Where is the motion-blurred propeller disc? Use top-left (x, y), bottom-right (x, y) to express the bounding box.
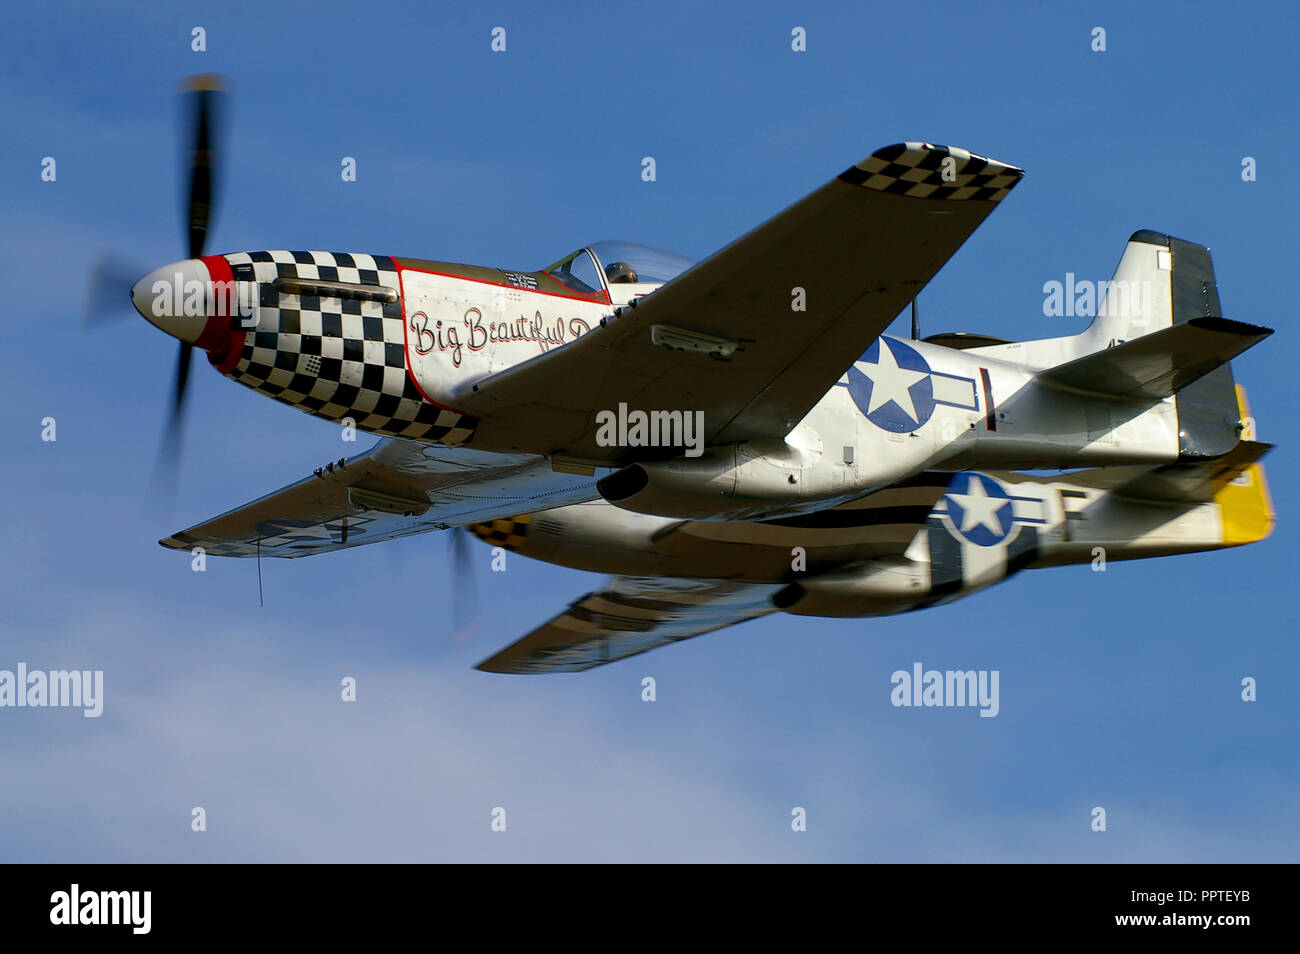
top-left (448, 527), bottom-right (482, 642)
top-left (83, 74), bottom-right (230, 505)
top-left (153, 74), bottom-right (229, 492)
top-left (83, 252), bottom-right (146, 328)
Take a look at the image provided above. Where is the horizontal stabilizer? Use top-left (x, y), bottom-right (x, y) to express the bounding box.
top-left (1115, 440), bottom-right (1272, 503)
top-left (1037, 317), bottom-right (1271, 400)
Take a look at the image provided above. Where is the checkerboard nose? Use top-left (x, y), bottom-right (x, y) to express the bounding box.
top-left (131, 258), bottom-right (212, 344)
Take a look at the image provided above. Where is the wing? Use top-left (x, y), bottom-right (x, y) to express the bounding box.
top-left (161, 438), bottom-right (601, 558)
top-left (459, 142), bottom-right (1023, 461)
top-left (475, 576), bottom-right (784, 674)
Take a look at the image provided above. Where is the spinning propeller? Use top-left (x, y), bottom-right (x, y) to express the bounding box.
top-left (84, 76), bottom-right (485, 635)
top-left (83, 74), bottom-right (228, 494)
top-left (447, 526), bottom-right (482, 643)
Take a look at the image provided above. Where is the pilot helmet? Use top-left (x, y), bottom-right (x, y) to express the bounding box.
top-left (605, 261), bottom-right (639, 284)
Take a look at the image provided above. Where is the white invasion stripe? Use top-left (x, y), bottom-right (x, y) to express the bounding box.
top-left (962, 540), bottom-right (1007, 586)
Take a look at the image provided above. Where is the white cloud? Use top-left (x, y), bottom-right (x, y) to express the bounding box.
top-left (2, 601), bottom-right (1296, 862)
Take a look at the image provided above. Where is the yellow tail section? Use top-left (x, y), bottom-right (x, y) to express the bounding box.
top-left (1214, 386), bottom-right (1276, 545)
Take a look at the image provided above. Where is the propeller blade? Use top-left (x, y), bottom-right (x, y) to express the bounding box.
top-left (99, 75), bottom-right (232, 508)
top-left (147, 74), bottom-right (227, 502)
top-left (83, 252), bottom-right (145, 328)
top-left (447, 526), bottom-right (481, 642)
top-left (150, 341), bottom-right (193, 504)
top-left (181, 74), bottom-right (227, 261)
top-left (171, 340), bottom-right (193, 418)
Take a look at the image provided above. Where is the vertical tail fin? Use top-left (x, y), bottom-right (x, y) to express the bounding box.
top-left (1081, 230), bottom-right (1243, 458)
top-left (1078, 229), bottom-right (1176, 350)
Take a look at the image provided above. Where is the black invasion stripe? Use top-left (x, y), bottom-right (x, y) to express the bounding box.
top-left (1006, 528), bottom-right (1039, 572)
top-left (761, 505), bottom-right (936, 529)
top-left (566, 605), bottom-right (657, 632)
top-left (980, 367), bottom-right (997, 431)
top-left (834, 471), bottom-right (951, 508)
top-left (922, 517), bottom-right (963, 604)
top-left (589, 591), bottom-right (698, 615)
top-left (881, 470), bottom-right (954, 490)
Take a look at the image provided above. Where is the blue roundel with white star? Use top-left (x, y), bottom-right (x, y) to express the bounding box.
top-left (942, 473), bottom-right (1015, 546)
top-left (844, 337), bottom-right (935, 432)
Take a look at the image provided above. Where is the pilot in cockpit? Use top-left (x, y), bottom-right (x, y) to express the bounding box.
top-left (604, 261), bottom-right (639, 284)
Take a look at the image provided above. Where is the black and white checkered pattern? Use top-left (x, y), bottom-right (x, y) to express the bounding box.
top-left (840, 142), bottom-right (1023, 202)
top-left (219, 250), bottom-right (476, 444)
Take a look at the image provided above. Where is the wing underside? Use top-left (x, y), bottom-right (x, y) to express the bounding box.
top-left (474, 576), bottom-right (784, 673)
top-left (162, 438), bottom-right (602, 558)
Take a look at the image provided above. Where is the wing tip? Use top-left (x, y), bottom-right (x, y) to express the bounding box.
top-left (840, 142), bottom-right (1024, 201)
top-left (473, 657), bottom-right (563, 675)
top-left (1186, 315), bottom-right (1274, 339)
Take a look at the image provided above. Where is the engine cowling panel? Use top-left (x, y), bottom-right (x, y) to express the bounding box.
top-left (596, 444), bottom-right (825, 520)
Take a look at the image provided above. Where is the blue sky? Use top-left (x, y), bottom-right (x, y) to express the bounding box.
top-left (1, 1), bottom-right (1296, 861)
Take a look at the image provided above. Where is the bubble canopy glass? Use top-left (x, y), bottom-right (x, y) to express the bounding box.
top-left (587, 241), bottom-right (695, 285)
top-left (541, 241), bottom-right (696, 291)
